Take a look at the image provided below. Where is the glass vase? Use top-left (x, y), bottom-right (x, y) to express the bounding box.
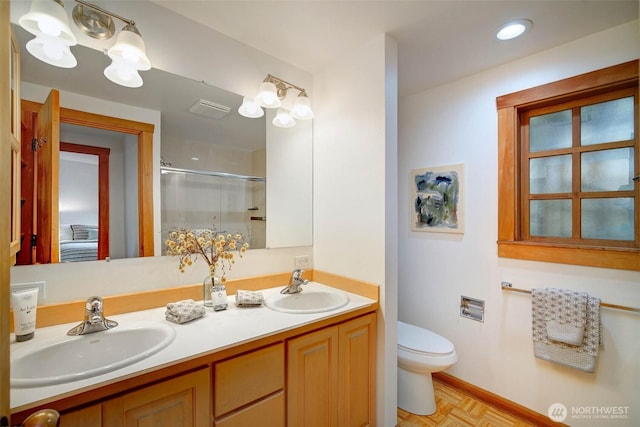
top-left (202, 275), bottom-right (220, 307)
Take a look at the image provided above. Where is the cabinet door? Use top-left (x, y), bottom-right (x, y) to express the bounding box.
top-left (102, 367), bottom-right (210, 427)
top-left (338, 313), bottom-right (376, 427)
top-left (287, 326), bottom-right (339, 427)
top-left (60, 404), bottom-right (101, 427)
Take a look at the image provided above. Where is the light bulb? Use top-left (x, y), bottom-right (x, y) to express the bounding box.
top-left (238, 97), bottom-right (264, 118)
top-left (42, 39), bottom-right (64, 60)
top-left (497, 19), bottom-right (532, 40)
top-left (291, 95), bottom-right (314, 120)
top-left (272, 109), bottom-right (295, 128)
top-left (38, 16), bottom-right (62, 37)
top-left (121, 47), bottom-right (140, 64)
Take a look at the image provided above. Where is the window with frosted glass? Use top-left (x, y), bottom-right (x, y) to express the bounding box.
top-left (581, 148), bottom-right (634, 192)
top-left (582, 198), bottom-right (634, 241)
top-left (530, 200), bottom-right (572, 238)
top-left (523, 90), bottom-right (636, 246)
top-left (581, 97), bottom-right (634, 146)
top-left (529, 110), bottom-right (572, 152)
top-left (530, 155), bottom-right (572, 194)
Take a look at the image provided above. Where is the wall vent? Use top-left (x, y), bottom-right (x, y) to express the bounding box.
top-left (188, 99), bottom-right (231, 119)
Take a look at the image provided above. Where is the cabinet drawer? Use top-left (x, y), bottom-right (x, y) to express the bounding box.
top-left (214, 342), bottom-right (284, 417)
top-left (214, 391), bottom-right (284, 427)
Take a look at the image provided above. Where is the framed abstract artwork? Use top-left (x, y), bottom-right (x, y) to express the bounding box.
top-left (411, 164), bottom-right (464, 233)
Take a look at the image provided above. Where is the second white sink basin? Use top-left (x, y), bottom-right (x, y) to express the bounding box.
top-left (11, 321), bottom-right (176, 388)
top-left (265, 290), bottom-right (349, 314)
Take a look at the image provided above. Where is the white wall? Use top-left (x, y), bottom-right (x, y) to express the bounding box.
top-left (313, 33), bottom-right (398, 427)
top-left (398, 21), bottom-right (639, 426)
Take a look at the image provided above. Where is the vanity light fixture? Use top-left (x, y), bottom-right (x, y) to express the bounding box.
top-left (19, 0), bottom-right (151, 87)
top-left (496, 19), bottom-right (532, 40)
top-left (19, 0), bottom-right (78, 68)
top-left (239, 74), bottom-right (314, 128)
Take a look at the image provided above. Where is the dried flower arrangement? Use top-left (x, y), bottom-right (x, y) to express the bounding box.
top-left (165, 226), bottom-right (249, 281)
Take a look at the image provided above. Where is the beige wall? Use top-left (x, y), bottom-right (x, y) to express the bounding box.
top-left (313, 33), bottom-right (399, 427)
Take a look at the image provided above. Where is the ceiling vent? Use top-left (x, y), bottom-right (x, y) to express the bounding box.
top-left (188, 99), bottom-right (231, 119)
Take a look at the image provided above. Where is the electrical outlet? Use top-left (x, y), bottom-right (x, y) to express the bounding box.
top-left (294, 255), bottom-right (310, 269)
top-left (10, 281), bottom-right (46, 307)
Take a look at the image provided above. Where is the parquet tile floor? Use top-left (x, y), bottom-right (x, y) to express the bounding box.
top-left (397, 378), bottom-right (536, 427)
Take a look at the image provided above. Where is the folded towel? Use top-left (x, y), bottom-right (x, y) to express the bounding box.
top-left (532, 288), bottom-right (601, 372)
top-left (235, 290), bottom-right (264, 307)
top-left (544, 288), bottom-right (588, 345)
top-left (165, 299), bottom-right (206, 324)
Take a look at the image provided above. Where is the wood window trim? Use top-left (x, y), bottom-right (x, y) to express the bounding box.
top-left (496, 60), bottom-right (639, 271)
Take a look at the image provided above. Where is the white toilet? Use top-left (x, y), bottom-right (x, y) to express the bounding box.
top-left (397, 320), bottom-right (458, 415)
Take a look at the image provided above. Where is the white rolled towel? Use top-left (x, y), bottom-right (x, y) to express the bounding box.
top-left (235, 290), bottom-right (265, 307)
top-left (165, 299), bottom-right (206, 324)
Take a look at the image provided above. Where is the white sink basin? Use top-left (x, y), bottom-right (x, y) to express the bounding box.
top-left (265, 290), bottom-right (349, 314)
top-left (11, 321), bottom-right (176, 388)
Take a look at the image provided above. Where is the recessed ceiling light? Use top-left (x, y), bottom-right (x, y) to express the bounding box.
top-left (191, 157), bottom-right (199, 161)
top-left (497, 19), bottom-right (532, 41)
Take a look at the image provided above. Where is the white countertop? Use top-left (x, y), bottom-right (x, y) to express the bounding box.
top-left (10, 282), bottom-right (376, 410)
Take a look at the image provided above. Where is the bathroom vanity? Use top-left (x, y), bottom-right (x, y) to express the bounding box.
top-left (10, 281), bottom-right (378, 427)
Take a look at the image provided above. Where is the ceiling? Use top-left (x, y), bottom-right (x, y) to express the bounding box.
top-left (153, 0), bottom-right (638, 97)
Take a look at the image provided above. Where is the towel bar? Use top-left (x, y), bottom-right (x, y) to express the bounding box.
top-left (501, 282), bottom-right (640, 313)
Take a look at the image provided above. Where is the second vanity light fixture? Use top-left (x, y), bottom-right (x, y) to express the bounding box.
top-left (239, 74), bottom-right (314, 128)
top-left (19, 0), bottom-right (151, 88)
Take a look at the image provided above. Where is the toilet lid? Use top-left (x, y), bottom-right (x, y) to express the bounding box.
top-left (398, 321), bottom-right (454, 355)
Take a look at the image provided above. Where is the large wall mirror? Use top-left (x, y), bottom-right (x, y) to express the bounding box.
top-left (13, 24), bottom-right (313, 267)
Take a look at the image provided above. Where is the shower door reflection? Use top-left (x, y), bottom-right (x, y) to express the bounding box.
top-left (161, 167), bottom-right (266, 251)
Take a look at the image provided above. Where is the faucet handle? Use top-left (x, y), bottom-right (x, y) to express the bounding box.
top-left (86, 296), bottom-right (103, 313)
top-left (291, 269), bottom-right (304, 282)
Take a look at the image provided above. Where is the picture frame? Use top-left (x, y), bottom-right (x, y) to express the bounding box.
top-left (411, 163), bottom-right (464, 234)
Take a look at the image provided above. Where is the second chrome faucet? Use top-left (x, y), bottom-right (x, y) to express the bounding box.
top-left (280, 269), bottom-right (309, 294)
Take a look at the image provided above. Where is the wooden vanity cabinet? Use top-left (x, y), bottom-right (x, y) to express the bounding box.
top-left (58, 368), bottom-right (210, 427)
top-left (287, 313), bottom-right (376, 427)
top-left (18, 307), bottom-right (377, 427)
top-left (213, 342), bottom-right (285, 427)
top-left (102, 367), bottom-right (210, 426)
top-left (59, 404), bottom-right (101, 427)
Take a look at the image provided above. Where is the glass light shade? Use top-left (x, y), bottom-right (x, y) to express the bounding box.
top-left (497, 19), bottom-right (532, 40)
top-left (238, 97), bottom-right (264, 118)
top-left (291, 95), bottom-right (314, 120)
top-left (20, 0), bottom-right (77, 45)
top-left (107, 28), bottom-right (151, 71)
top-left (272, 109), bottom-right (296, 128)
top-left (26, 36), bottom-right (77, 68)
top-left (256, 81), bottom-right (281, 108)
top-left (104, 61), bottom-right (143, 88)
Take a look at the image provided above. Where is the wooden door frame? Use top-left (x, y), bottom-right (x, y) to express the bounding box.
top-left (1, 2), bottom-right (12, 424)
top-left (60, 142), bottom-right (111, 260)
top-left (21, 100), bottom-right (155, 258)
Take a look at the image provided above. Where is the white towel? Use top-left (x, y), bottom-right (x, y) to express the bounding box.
top-left (544, 288), bottom-right (588, 346)
top-left (165, 299), bottom-right (206, 324)
top-left (532, 288), bottom-right (601, 373)
top-left (235, 290), bottom-right (265, 307)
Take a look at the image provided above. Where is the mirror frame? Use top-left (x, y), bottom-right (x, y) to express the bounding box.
top-left (21, 99), bottom-right (155, 259)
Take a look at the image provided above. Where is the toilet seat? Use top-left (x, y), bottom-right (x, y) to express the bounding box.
top-left (398, 321), bottom-right (454, 357)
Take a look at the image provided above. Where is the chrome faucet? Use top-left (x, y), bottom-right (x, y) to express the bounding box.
top-left (280, 269), bottom-right (309, 294)
top-left (67, 296), bottom-right (118, 336)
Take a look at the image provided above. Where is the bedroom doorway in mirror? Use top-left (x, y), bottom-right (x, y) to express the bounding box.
top-left (59, 142), bottom-right (110, 262)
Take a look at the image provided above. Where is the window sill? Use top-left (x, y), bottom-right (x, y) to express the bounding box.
top-left (497, 241), bottom-right (640, 271)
